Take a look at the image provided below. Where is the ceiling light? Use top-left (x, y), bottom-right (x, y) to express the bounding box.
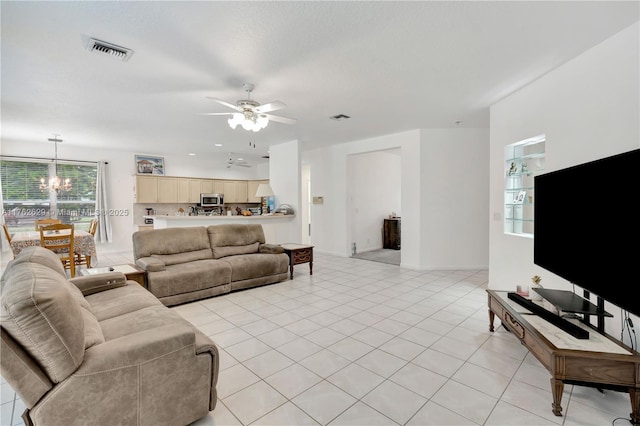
top-left (39, 135), bottom-right (72, 194)
top-left (214, 143), bottom-right (223, 147)
top-left (188, 153), bottom-right (196, 156)
top-left (230, 111), bottom-right (269, 132)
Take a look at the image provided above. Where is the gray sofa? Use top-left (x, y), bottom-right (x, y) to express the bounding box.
top-left (0, 246), bottom-right (219, 426)
top-left (132, 224), bottom-right (290, 306)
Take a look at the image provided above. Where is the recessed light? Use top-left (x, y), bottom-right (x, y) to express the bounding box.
top-left (188, 153), bottom-right (196, 156)
top-left (214, 143), bottom-right (223, 147)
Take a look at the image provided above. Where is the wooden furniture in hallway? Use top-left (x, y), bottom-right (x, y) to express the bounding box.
top-left (280, 243), bottom-right (314, 279)
top-left (383, 218), bottom-right (401, 250)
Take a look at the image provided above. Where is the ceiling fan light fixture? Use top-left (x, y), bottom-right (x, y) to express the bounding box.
top-left (228, 113), bottom-right (243, 129)
top-left (257, 114), bottom-right (269, 128)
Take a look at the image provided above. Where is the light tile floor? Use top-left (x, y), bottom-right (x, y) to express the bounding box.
top-left (0, 250), bottom-right (635, 426)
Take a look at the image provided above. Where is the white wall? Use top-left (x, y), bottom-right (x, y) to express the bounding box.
top-left (269, 140), bottom-right (301, 244)
top-left (0, 140), bottom-right (267, 254)
top-left (489, 23), bottom-right (640, 342)
top-left (348, 149), bottom-right (401, 253)
top-left (420, 128), bottom-right (490, 269)
top-left (305, 128), bottom-right (489, 270)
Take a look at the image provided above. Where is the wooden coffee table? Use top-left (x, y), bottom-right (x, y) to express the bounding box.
top-left (280, 243), bottom-right (313, 279)
top-left (78, 263), bottom-right (147, 288)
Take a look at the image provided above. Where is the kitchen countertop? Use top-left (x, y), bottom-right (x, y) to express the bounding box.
top-left (144, 214), bottom-right (294, 220)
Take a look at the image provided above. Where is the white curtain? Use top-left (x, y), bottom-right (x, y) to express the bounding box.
top-left (0, 175), bottom-right (7, 252)
top-left (95, 161), bottom-right (112, 243)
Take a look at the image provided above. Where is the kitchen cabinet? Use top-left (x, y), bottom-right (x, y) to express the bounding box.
top-left (188, 179), bottom-right (201, 203)
top-left (247, 180), bottom-right (268, 203)
top-left (201, 179), bottom-right (215, 194)
top-left (383, 218), bottom-right (401, 250)
top-left (223, 180), bottom-right (248, 203)
top-left (177, 178), bottom-right (190, 203)
top-left (157, 177), bottom-right (178, 203)
top-left (135, 176), bottom-right (158, 203)
top-left (134, 175), bottom-right (263, 204)
top-left (212, 180), bottom-right (225, 194)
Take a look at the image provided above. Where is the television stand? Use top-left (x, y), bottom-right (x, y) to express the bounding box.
top-left (487, 290), bottom-right (639, 424)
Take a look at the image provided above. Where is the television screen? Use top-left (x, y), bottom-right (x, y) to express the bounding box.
top-left (534, 148), bottom-right (640, 318)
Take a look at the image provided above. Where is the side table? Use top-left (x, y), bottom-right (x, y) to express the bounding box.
top-left (78, 264), bottom-right (147, 288)
top-left (280, 243), bottom-right (314, 279)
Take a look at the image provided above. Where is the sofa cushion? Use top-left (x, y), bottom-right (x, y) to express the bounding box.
top-left (221, 253), bottom-right (289, 282)
top-left (152, 248), bottom-right (213, 266)
top-left (146, 259), bottom-right (231, 299)
top-left (211, 242), bottom-right (259, 259)
top-left (85, 282), bottom-right (162, 322)
top-left (98, 305), bottom-right (187, 341)
top-left (80, 306), bottom-right (105, 349)
top-left (8, 246), bottom-right (67, 278)
top-left (208, 224), bottom-right (265, 245)
top-left (67, 282), bottom-right (105, 348)
top-left (0, 262), bottom-right (85, 383)
top-left (133, 226), bottom-right (212, 260)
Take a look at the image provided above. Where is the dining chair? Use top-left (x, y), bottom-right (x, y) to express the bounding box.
top-left (39, 223), bottom-right (75, 277)
top-left (34, 218), bottom-right (61, 231)
top-left (2, 224), bottom-right (15, 258)
top-left (75, 218), bottom-right (98, 268)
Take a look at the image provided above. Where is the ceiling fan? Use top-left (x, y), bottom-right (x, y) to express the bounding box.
top-left (201, 83), bottom-right (296, 132)
top-left (226, 153), bottom-right (251, 168)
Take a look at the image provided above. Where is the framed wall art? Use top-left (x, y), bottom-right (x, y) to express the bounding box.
top-left (135, 155), bottom-right (165, 175)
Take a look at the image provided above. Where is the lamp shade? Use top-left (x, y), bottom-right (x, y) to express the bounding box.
top-left (255, 183), bottom-right (274, 197)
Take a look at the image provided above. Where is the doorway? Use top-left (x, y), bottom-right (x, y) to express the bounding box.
top-left (301, 163), bottom-right (311, 245)
top-left (347, 148), bottom-right (401, 265)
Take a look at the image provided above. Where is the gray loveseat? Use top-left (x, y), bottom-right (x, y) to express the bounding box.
top-left (0, 246), bottom-right (219, 426)
top-left (132, 224), bottom-right (290, 306)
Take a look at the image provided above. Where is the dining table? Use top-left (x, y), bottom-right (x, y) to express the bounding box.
top-left (10, 229), bottom-right (98, 267)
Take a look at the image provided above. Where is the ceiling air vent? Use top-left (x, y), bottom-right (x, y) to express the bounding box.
top-left (87, 38), bottom-right (133, 62)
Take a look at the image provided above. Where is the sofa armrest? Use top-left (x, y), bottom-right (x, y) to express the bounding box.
top-left (135, 256), bottom-right (166, 272)
top-left (259, 244), bottom-right (285, 254)
top-left (30, 324), bottom-right (216, 425)
top-left (69, 272), bottom-right (127, 296)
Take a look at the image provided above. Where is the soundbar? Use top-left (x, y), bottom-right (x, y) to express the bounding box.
top-left (507, 292), bottom-right (589, 339)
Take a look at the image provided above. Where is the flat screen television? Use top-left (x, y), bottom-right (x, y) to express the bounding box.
top-left (534, 148), bottom-right (640, 318)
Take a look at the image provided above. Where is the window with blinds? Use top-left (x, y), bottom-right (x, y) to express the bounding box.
top-left (1, 158), bottom-right (98, 232)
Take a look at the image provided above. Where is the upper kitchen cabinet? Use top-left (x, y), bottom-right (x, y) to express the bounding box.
top-left (223, 180), bottom-right (248, 203)
top-left (177, 178), bottom-right (190, 203)
top-left (134, 175), bottom-right (158, 203)
top-left (157, 177), bottom-right (178, 203)
top-left (247, 180), bottom-right (269, 203)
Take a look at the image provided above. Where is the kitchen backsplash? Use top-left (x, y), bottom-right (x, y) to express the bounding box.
top-left (133, 203), bottom-right (259, 225)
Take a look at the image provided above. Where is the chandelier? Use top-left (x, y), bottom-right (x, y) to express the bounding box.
top-left (40, 135), bottom-right (72, 193)
top-left (227, 111), bottom-right (269, 132)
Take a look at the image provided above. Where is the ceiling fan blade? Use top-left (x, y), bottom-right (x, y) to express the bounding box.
top-left (254, 101), bottom-right (286, 114)
top-left (205, 97), bottom-right (242, 112)
top-left (265, 114), bottom-right (297, 125)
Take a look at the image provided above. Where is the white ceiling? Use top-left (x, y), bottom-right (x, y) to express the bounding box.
top-left (1, 1), bottom-right (638, 166)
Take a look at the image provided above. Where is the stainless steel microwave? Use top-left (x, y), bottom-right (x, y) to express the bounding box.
top-left (200, 193), bottom-right (224, 207)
